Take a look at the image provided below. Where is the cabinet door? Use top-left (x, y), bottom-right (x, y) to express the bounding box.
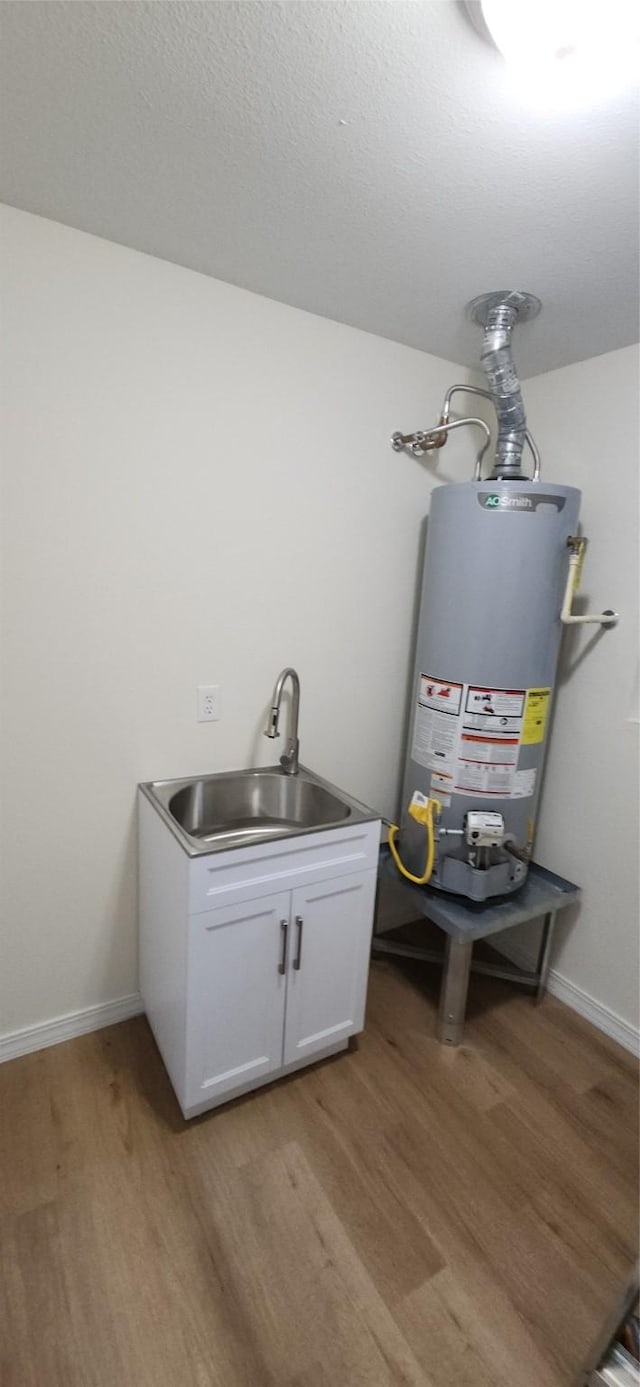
top-left (283, 870), bottom-right (377, 1067)
top-left (186, 892), bottom-right (289, 1109)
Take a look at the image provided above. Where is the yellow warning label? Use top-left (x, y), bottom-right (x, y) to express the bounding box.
top-left (522, 688), bottom-right (551, 745)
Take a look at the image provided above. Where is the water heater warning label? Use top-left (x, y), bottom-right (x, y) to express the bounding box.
top-left (412, 677), bottom-right (547, 801)
top-left (465, 687), bottom-right (525, 721)
top-left (455, 685), bottom-right (524, 796)
top-left (455, 756), bottom-right (516, 796)
top-left (522, 688), bottom-right (551, 745)
top-left (412, 674), bottom-right (463, 775)
top-left (418, 676), bottom-right (462, 716)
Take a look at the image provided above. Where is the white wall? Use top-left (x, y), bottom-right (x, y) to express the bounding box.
top-left (2, 207), bottom-right (637, 1048)
top-left (494, 346), bottom-right (639, 1039)
top-left (0, 205), bottom-right (475, 1037)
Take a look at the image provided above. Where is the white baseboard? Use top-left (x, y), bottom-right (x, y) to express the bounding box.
top-left (1, 963), bottom-right (637, 1065)
top-left (0, 993), bottom-right (145, 1065)
top-left (545, 972), bottom-right (639, 1056)
top-left (492, 940), bottom-right (639, 1056)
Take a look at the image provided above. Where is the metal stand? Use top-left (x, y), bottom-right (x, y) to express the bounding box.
top-left (535, 910), bottom-right (557, 1004)
top-left (437, 937), bottom-right (473, 1045)
top-left (374, 850), bottom-right (579, 1046)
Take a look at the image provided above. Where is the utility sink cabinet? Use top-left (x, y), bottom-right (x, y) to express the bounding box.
top-left (138, 789), bottom-right (381, 1118)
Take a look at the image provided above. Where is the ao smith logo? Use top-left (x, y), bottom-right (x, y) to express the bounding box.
top-left (477, 491), bottom-right (566, 513)
top-left (484, 494), bottom-right (532, 510)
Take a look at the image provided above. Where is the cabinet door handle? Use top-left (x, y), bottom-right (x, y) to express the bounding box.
top-left (294, 915), bottom-right (304, 971)
top-left (278, 918), bottom-right (288, 975)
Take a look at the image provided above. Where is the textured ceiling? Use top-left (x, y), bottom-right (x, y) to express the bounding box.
top-left (1, 0), bottom-right (638, 376)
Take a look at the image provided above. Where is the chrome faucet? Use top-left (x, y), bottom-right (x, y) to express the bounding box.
top-left (264, 667), bottom-right (300, 775)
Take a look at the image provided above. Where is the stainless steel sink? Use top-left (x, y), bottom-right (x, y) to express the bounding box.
top-left (140, 764), bottom-right (379, 856)
top-left (171, 773), bottom-right (348, 842)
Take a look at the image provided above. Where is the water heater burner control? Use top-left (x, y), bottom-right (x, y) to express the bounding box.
top-left (464, 811), bottom-right (505, 848)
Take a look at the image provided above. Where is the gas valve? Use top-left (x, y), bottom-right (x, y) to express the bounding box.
top-left (464, 811), bottom-right (505, 848)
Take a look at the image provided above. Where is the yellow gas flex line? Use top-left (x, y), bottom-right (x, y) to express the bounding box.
top-left (387, 794), bottom-right (442, 885)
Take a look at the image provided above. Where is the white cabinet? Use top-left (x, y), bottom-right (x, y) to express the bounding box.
top-left (283, 875), bottom-right (376, 1067)
top-left (188, 892), bottom-right (290, 1107)
top-left (138, 794), bottom-right (381, 1119)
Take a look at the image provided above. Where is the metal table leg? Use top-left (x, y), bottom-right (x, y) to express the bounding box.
top-left (437, 937), bottom-right (473, 1045)
top-left (535, 910), bottom-right (557, 1005)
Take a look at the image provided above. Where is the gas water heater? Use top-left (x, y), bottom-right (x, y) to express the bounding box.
top-left (389, 291), bottom-right (618, 903)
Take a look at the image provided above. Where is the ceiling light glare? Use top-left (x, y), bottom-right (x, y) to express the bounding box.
top-left (475, 0), bottom-right (640, 109)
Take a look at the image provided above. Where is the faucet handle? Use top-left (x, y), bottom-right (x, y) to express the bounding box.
top-left (265, 706), bottom-right (280, 739)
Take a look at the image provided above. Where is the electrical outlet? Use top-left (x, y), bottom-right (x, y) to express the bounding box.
top-left (197, 685), bottom-right (221, 722)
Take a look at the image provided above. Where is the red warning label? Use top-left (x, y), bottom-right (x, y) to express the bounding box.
top-left (418, 674), bottom-right (462, 716)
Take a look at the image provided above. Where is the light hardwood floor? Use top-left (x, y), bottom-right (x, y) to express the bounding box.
top-left (1, 960), bottom-right (637, 1387)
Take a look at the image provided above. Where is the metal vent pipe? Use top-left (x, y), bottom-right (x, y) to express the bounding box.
top-left (468, 290), bottom-right (541, 479)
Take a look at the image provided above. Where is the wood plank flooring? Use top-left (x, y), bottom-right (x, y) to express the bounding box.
top-left (1, 960), bottom-right (637, 1386)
